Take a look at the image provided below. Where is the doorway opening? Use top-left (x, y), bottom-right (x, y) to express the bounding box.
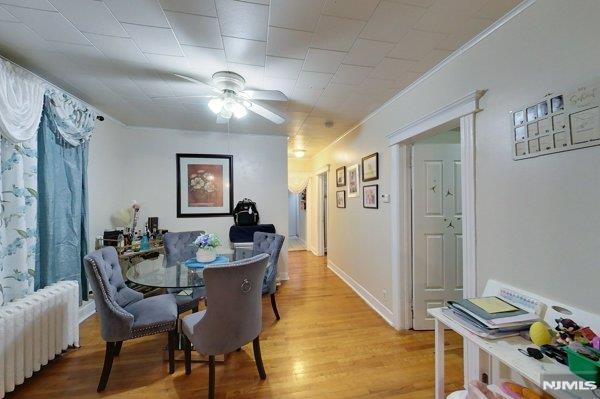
top-left (411, 127), bottom-right (463, 330)
top-left (288, 189), bottom-right (307, 251)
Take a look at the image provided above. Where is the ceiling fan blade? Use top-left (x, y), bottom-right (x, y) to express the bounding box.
top-left (173, 73), bottom-right (221, 94)
top-left (241, 89), bottom-right (288, 102)
top-left (216, 115), bottom-right (229, 124)
top-left (247, 100), bottom-right (286, 124)
top-left (151, 94), bottom-right (216, 100)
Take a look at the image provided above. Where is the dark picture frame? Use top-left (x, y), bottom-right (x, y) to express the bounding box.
top-left (176, 153), bottom-right (234, 218)
top-left (336, 166), bottom-right (346, 187)
top-left (361, 152), bottom-right (379, 182)
top-left (336, 190), bottom-right (346, 208)
top-left (363, 184), bottom-right (378, 209)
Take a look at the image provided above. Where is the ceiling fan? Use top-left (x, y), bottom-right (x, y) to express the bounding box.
top-left (154, 71), bottom-right (288, 125)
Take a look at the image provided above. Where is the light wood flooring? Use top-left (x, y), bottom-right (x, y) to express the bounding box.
top-left (8, 250), bottom-right (463, 398)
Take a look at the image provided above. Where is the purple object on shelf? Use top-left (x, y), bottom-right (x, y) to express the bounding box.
top-left (593, 336), bottom-right (600, 351)
top-left (184, 255), bottom-right (230, 268)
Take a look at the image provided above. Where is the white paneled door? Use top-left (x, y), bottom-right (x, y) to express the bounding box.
top-left (412, 142), bottom-right (463, 330)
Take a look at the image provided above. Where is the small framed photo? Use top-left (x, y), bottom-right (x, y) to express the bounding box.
top-left (347, 164), bottom-right (360, 198)
top-left (336, 190), bottom-right (346, 208)
top-left (537, 101), bottom-right (548, 117)
top-left (551, 95), bottom-right (564, 113)
top-left (361, 152), bottom-right (379, 182)
top-left (526, 105), bottom-right (538, 122)
top-left (363, 185), bottom-right (378, 209)
top-left (513, 110), bottom-right (525, 126)
top-left (336, 166), bottom-right (346, 187)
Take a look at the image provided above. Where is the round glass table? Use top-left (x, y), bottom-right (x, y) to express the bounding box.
top-left (125, 251), bottom-right (234, 289)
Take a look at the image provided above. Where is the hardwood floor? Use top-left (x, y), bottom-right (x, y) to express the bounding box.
top-left (8, 251), bottom-right (463, 398)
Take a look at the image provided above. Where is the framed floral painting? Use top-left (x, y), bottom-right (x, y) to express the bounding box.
top-left (176, 154), bottom-right (233, 217)
top-left (347, 164), bottom-right (360, 198)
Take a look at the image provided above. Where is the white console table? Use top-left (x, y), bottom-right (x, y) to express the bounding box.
top-left (428, 280), bottom-right (600, 399)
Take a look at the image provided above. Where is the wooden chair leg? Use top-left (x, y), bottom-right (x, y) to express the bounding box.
top-left (168, 330), bottom-right (176, 374)
top-left (184, 335), bottom-right (192, 375)
top-left (208, 355), bottom-right (216, 399)
top-left (270, 293), bottom-right (281, 320)
top-left (97, 342), bottom-right (116, 392)
top-left (114, 341), bottom-right (123, 357)
top-left (252, 336), bottom-right (267, 380)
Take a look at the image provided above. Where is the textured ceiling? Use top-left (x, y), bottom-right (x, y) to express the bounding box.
top-left (0, 0), bottom-right (520, 157)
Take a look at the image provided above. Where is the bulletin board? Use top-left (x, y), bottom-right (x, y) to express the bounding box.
top-left (511, 79), bottom-right (600, 160)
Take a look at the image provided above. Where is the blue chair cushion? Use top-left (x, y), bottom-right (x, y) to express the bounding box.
top-left (125, 294), bottom-right (178, 333)
top-left (182, 310), bottom-right (206, 338)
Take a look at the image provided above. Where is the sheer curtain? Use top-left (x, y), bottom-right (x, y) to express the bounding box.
top-left (35, 91), bottom-right (96, 299)
top-left (0, 59), bottom-right (44, 305)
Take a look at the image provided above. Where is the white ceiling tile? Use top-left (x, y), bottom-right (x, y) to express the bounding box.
top-left (303, 48), bottom-right (345, 73)
top-left (165, 11), bottom-right (222, 48)
top-left (130, 71), bottom-right (175, 97)
top-left (226, 63), bottom-right (265, 87)
top-left (360, 1), bottom-right (427, 42)
top-left (262, 76), bottom-right (296, 98)
top-left (104, 0), bottom-right (169, 28)
top-left (322, 82), bottom-right (355, 99)
top-left (415, 10), bottom-right (471, 34)
top-left (387, 0), bottom-right (435, 7)
top-left (266, 26), bottom-right (312, 59)
top-left (159, 0), bottom-right (217, 16)
top-left (311, 15), bottom-right (364, 52)
top-left (49, 41), bottom-right (105, 67)
top-left (331, 64), bottom-right (372, 85)
top-left (0, 21), bottom-right (49, 49)
top-left (370, 57), bottom-right (415, 80)
top-left (475, 0), bottom-right (520, 20)
top-left (428, 0), bottom-right (488, 16)
top-left (357, 77), bottom-right (398, 96)
top-left (344, 38), bottom-right (394, 67)
top-left (388, 29), bottom-right (446, 60)
top-left (223, 36), bottom-right (266, 66)
top-left (322, 0), bottom-right (379, 21)
top-left (269, 0), bottom-right (324, 32)
top-left (435, 17), bottom-right (493, 51)
top-left (144, 53), bottom-right (190, 73)
top-left (123, 23), bottom-right (183, 56)
top-left (408, 49), bottom-right (451, 73)
top-left (4, 6), bottom-right (89, 45)
top-left (0, 5), bottom-right (18, 22)
top-left (0, 0), bottom-right (54, 11)
top-left (50, 0), bottom-right (127, 37)
top-left (265, 55), bottom-right (302, 79)
top-left (215, 0), bottom-right (268, 41)
top-left (296, 70), bottom-right (332, 90)
top-left (100, 76), bottom-right (148, 99)
top-left (182, 45), bottom-right (227, 76)
top-left (85, 33), bottom-right (148, 65)
top-left (289, 87), bottom-right (321, 110)
top-left (396, 71), bottom-right (421, 88)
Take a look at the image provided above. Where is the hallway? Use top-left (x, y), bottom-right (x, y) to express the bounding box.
top-left (10, 251), bottom-right (463, 398)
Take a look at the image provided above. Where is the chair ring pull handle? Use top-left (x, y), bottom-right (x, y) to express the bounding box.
top-left (241, 278), bottom-right (252, 293)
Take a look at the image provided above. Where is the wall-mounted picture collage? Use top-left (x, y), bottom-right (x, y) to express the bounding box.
top-left (335, 152), bottom-right (380, 209)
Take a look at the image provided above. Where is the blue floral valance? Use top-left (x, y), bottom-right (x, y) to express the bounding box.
top-left (45, 90), bottom-right (96, 147)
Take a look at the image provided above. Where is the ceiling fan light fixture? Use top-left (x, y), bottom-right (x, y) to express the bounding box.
top-left (208, 98), bottom-right (223, 114)
top-left (232, 102), bottom-right (247, 118)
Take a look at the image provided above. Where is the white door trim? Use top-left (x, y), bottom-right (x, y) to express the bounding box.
top-left (389, 89), bottom-right (485, 385)
top-left (315, 168), bottom-right (329, 257)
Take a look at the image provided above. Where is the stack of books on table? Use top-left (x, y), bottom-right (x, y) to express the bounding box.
top-left (443, 297), bottom-right (539, 339)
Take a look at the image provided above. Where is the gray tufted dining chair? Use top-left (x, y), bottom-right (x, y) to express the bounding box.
top-left (181, 254), bottom-right (270, 399)
top-left (252, 232), bottom-right (285, 320)
top-left (83, 247), bottom-right (179, 392)
top-left (163, 230), bottom-right (206, 314)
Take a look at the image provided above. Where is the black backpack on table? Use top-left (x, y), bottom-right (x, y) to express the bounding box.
top-left (233, 198), bottom-right (259, 226)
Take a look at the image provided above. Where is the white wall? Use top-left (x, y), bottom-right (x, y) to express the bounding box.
top-left (88, 119), bottom-right (289, 277)
top-left (288, 191), bottom-right (298, 236)
top-left (310, 0), bottom-right (600, 316)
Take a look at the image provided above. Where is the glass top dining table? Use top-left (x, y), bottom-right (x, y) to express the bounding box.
top-left (125, 251), bottom-right (234, 289)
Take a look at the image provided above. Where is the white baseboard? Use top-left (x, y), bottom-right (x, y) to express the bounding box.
top-left (79, 299), bottom-right (95, 324)
top-left (278, 272), bottom-right (290, 281)
top-left (327, 260), bottom-right (395, 327)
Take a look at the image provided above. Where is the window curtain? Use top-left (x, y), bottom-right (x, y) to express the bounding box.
top-left (288, 171), bottom-right (310, 193)
top-left (0, 59), bottom-right (44, 306)
top-left (35, 91), bottom-right (96, 300)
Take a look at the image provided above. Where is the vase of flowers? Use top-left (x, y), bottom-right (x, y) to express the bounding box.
top-left (193, 233), bottom-right (221, 263)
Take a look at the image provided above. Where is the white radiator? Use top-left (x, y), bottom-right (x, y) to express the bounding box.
top-left (0, 281), bottom-right (79, 398)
